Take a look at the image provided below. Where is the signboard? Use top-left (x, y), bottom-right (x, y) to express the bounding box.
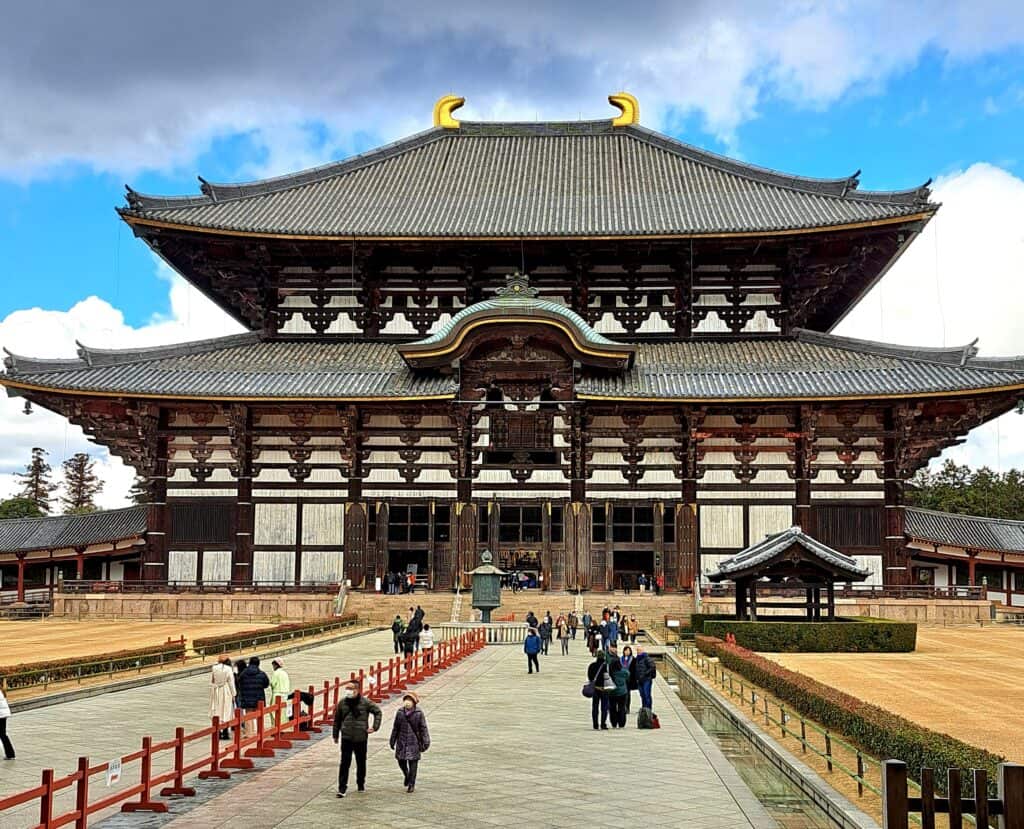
top-left (106, 758), bottom-right (122, 786)
top-left (666, 619), bottom-right (680, 628)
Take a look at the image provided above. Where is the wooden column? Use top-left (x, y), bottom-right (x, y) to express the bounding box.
top-left (142, 408), bottom-right (170, 584)
top-left (343, 502), bottom-right (368, 587)
top-left (735, 577), bottom-right (748, 620)
top-left (75, 547), bottom-right (85, 580)
top-left (545, 501), bottom-right (560, 591)
top-left (453, 502), bottom-right (478, 590)
top-left (749, 580), bottom-right (758, 621)
top-left (15, 553), bottom-right (26, 604)
top-left (228, 405), bottom-right (254, 585)
top-left (793, 405), bottom-right (815, 537)
top-left (565, 501), bottom-right (591, 591)
top-left (967, 551), bottom-right (977, 586)
top-left (677, 408), bottom-right (702, 592)
top-left (294, 499), bottom-right (304, 587)
top-left (654, 501), bottom-right (665, 589)
top-left (826, 582), bottom-right (836, 620)
top-left (883, 407), bottom-right (909, 586)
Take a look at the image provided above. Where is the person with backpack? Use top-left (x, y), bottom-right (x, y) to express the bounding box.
top-left (608, 656), bottom-right (630, 728)
top-left (587, 652), bottom-right (610, 730)
top-left (634, 646), bottom-right (657, 711)
top-left (524, 628), bottom-right (543, 674)
top-left (391, 614), bottom-right (405, 654)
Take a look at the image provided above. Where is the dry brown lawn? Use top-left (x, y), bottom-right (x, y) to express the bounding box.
top-left (766, 626), bottom-right (1024, 762)
top-left (0, 618), bottom-right (275, 665)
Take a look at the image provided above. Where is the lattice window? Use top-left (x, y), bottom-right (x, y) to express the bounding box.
top-left (612, 505), bottom-right (655, 544)
top-left (170, 500), bottom-right (233, 545)
top-left (498, 505), bottom-right (543, 544)
top-left (490, 411), bottom-right (554, 449)
top-left (388, 504), bottom-right (429, 543)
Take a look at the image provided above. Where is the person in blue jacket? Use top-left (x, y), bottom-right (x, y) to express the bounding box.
top-left (606, 616), bottom-right (619, 650)
top-left (523, 628), bottom-right (542, 674)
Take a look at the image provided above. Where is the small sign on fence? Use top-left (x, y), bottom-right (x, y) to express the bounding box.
top-left (106, 758), bottom-right (122, 787)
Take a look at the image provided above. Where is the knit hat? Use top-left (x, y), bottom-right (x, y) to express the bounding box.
top-left (402, 692), bottom-right (419, 705)
top-left (272, 658), bottom-right (284, 668)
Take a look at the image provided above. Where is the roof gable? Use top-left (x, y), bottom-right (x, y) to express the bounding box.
top-left (707, 526), bottom-right (871, 582)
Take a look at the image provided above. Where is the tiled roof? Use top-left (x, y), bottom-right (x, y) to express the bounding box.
top-left (905, 507), bottom-right (1024, 554)
top-left (0, 506), bottom-right (146, 554)
top-left (5, 330), bottom-right (1024, 402)
top-left (119, 120), bottom-right (935, 238)
top-left (707, 526), bottom-right (871, 580)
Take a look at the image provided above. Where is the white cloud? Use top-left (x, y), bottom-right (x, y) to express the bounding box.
top-left (0, 259), bottom-right (243, 509)
top-left (2, 2), bottom-right (1024, 179)
top-left (837, 162), bottom-right (1024, 471)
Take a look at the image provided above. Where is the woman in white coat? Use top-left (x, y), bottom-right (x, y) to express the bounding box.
top-left (0, 687), bottom-right (15, 759)
top-left (210, 655), bottom-right (237, 740)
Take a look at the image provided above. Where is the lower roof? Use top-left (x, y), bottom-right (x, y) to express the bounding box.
top-left (0, 506), bottom-right (147, 554)
top-left (905, 507), bottom-right (1024, 554)
top-left (4, 329), bottom-right (1024, 403)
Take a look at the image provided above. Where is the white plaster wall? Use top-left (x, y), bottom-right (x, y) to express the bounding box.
top-left (700, 504), bottom-right (744, 548)
top-left (255, 503), bottom-right (297, 545)
top-left (302, 503), bottom-right (344, 546)
top-left (254, 550), bottom-right (296, 584)
top-left (168, 550), bottom-right (198, 583)
top-left (302, 551), bottom-right (345, 584)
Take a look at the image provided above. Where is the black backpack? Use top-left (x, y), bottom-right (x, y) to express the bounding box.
top-left (637, 707), bottom-right (654, 729)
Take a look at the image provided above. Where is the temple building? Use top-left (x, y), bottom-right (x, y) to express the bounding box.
top-left (5, 93), bottom-right (1024, 593)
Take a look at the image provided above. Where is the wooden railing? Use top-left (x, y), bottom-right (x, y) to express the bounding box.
top-left (882, 759), bottom-right (1023, 828)
top-left (0, 627), bottom-right (485, 828)
top-left (700, 584), bottom-right (987, 601)
top-left (60, 580), bottom-right (341, 594)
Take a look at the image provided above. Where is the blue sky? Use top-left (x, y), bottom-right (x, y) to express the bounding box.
top-left (1, 2), bottom-right (1024, 505)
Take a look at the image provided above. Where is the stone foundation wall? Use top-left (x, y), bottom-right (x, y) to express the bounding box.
top-left (53, 592), bottom-right (338, 621)
top-left (700, 596), bottom-right (992, 624)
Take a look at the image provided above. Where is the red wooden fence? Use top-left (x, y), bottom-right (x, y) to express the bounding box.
top-left (0, 628), bottom-right (485, 828)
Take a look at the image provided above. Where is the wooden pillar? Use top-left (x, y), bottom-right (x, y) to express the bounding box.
top-left (883, 407), bottom-right (909, 586)
top-left (749, 580), bottom-right (758, 621)
top-left (813, 586), bottom-right (822, 620)
top-left (566, 501), bottom-right (591, 591)
top-left (968, 551), bottom-right (977, 587)
top-left (545, 501), bottom-right (562, 591)
top-left (794, 405), bottom-right (815, 537)
top-left (826, 582), bottom-right (836, 620)
top-left (806, 587), bottom-right (814, 620)
top-left (453, 502), bottom-right (478, 590)
top-left (343, 502), bottom-right (368, 587)
top-left (75, 547), bottom-right (85, 580)
top-left (143, 408), bottom-right (170, 584)
top-left (294, 499), bottom-right (304, 587)
top-left (735, 578), bottom-right (748, 620)
top-left (677, 407), bottom-right (701, 592)
top-left (15, 553), bottom-right (26, 604)
top-left (228, 404), bottom-right (254, 585)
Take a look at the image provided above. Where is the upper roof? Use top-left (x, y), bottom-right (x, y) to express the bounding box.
top-left (707, 526), bottom-right (871, 581)
top-left (5, 329), bottom-right (1024, 402)
top-left (0, 506), bottom-right (146, 554)
top-left (905, 507), bottom-right (1024, 554)
top-left (119, 117), bottom-right (935, 239)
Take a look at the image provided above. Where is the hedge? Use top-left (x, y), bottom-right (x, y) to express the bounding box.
top-left (702, 618), bottom-right (917, 653)
top-left (0, 640), bottom-right (186, 691)
top-left (688, 613), bottom-right (733, 633)
top-left (694, 635), bottom-right (1002, 795)
top-left (192, 613), bottom-right (359, 652)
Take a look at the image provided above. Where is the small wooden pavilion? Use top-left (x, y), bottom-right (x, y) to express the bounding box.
top-left (707, 526), bottom-right (870, 620)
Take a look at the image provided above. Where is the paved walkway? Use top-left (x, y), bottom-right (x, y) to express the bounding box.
top-left (98, 640), bottom-right (776, 829)
top-left (0, 628), bottom-right (397, 826)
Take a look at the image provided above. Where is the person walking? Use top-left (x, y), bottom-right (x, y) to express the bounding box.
top-left (634, 647), bottom-right (657, 712)
top-left (627, 614), bottom-right (640, 644)
top-left (210, 655), bottom-right (236, 740)
top-left (606, 614), bottom-right (619, 650)
top-left (270, 658), bottom-right (291, 709)
top-left (587, 619), bottom-right (601, 656)
top-left (332, 679), bottom-right (382, 797)
top-left (0, 687), bottom-right (15, 759)
top-left (608, 656), bottom-right (630, 728)
top-left (556, 614), bottom-right (570, 655)
top-left (407, 572), bottom-right (416, 594)
top-left (620, 646), bottom-right (636, 716)
top-left (391, 614), bottom-right (405, 654)
top-left (587, 652), bottom-right (610, 730)
top-left (538, 616), bottom-right (552, 656)
top-left (237, 656), bottom-right (270, 737)
top-left (568, 611), bottom-right (578, 640)
top-left (389, 691), bottom-right (430, 793)
top-left (655, 573), bottom-right (664, 596)
top-left (420, 624), bottom-right (434, 667)
top-left (524, 628), bottom-right (542, 674)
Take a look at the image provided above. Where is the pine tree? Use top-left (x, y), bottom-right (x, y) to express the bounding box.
top-left (60, 452), bottom-right (104, 514)
top-left (15, 447), bottom-right (58, 514)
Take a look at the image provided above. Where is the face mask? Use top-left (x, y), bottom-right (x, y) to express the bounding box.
top-left (404, 701), bottom-right (414, 710)
top-left (343, 689), bottom-right (355, 699)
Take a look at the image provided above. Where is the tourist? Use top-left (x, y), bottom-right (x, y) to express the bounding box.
top-left (655, 574), bottom-right (663, 596)
top-left (608, 655), bottom-right (630, 728)
top-left (634, 647), bottom-right (657, 712)
top-left (587, 652), bottom-right (610, 730)
top-left (639, 573), bottom-right (647, 593)
top-left (623, 574), bottom-right (632, 595)
top-left (413, 605), bottom-right (424, 651)
top-left (606, 614), bottom-right (619, 650)
top-left (539, 615), bottom-right (552, 655)
top-left (420, 624), bottom-right (434, 667)
top-left (556, 614), bottom-right (570, 655)
top-left (587, 618), bottom-right (601, 656)
top-left (333, 679), bottom-right (382, 797)
top-left (620, 646), bottom-right (636, 715)
top-left (627, 614), bottom-right (639, 644)
top-left (581, 610), bottom-right (592, 632)
top-left (238, 657), bottom-right (270, 736)
top-left (524, 627), bottom-right (542, 674)
top-left (270, 658), bottom-right (291, 710)
top-left (407, 572), bottom-right (416, 594)
top-left (392, 614), bottom-right (405, 654)
top-left (0, 686), bottom-right (14, 759)
top-left (525, 610), bottom-right (538, 630)
top-left (568, 611), bottom-right (579, 640)
top-left (210, 655), bottom-right (236, 740)
top-left (389, 691), bottom-right (430, 793)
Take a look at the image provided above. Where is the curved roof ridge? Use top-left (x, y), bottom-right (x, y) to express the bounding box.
top-left (794, 328), bottom-right (984, 367)
top-left (123, 127), bottom-right (447, 211)
top-left (3, 348), bottom-right (87, 376)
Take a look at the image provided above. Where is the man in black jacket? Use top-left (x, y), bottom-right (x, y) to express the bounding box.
top-left (237, 656), bottom-right (270, 737)
top-left (634, 647), bottom-right (657, 711)
top-left (332, 680), bottom-right (382, 797)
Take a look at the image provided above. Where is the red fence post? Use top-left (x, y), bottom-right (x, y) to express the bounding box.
top-left (121, 736), bottom-right (169, 813)
top-left (199, 718), bottom-right (230, 780)
top-left (245, 702), bottom-right (275, 758)
top-left (39, 768), bottom-right (55, 828)
top-left (159, 727), bottom-right (197, 796)
top-left (266, 698), bottom-right (293, 750)
top-left (73, 756), bottom-right (90, 829)
top-left (221, 713), bottom-right (255, 771)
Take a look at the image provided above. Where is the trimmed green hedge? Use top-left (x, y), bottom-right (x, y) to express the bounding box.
top-left (192, 613), bottom-right (359, 652)
top-left (688, 613), bottom-right (733, 634)
top-left (702, 618), bottom-right (917, 653)
top-left (695, 635), bottom-right (1001, 795)
top-left (0, 640), bottom-right (186, 690)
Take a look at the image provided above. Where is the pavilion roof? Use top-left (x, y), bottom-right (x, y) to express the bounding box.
top-left (905, 507), bottom-right (1024, 554)
top-left (5, 329), bottom-right (1024, 402)
top-left (706, 526), bottom-right (871, 582)
top-left (119, 118), bottom-right (935, 239)
top-left (0, 506), bottom-right (146, 554)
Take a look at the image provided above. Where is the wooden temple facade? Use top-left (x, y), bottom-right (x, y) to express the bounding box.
top-left (5, 94), bottom-right (1024, 592)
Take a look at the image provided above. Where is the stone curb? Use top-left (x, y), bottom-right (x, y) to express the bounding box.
top-left (9, 625), bottom-right (383, 714)
top-left (665, 651), bottom-right (880, 829)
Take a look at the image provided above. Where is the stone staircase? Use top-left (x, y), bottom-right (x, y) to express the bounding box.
top-left (343, 591), bottom-right (457, 627)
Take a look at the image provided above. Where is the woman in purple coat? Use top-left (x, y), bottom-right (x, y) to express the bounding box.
top-left (389, 691), bottom-right (431, 793)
